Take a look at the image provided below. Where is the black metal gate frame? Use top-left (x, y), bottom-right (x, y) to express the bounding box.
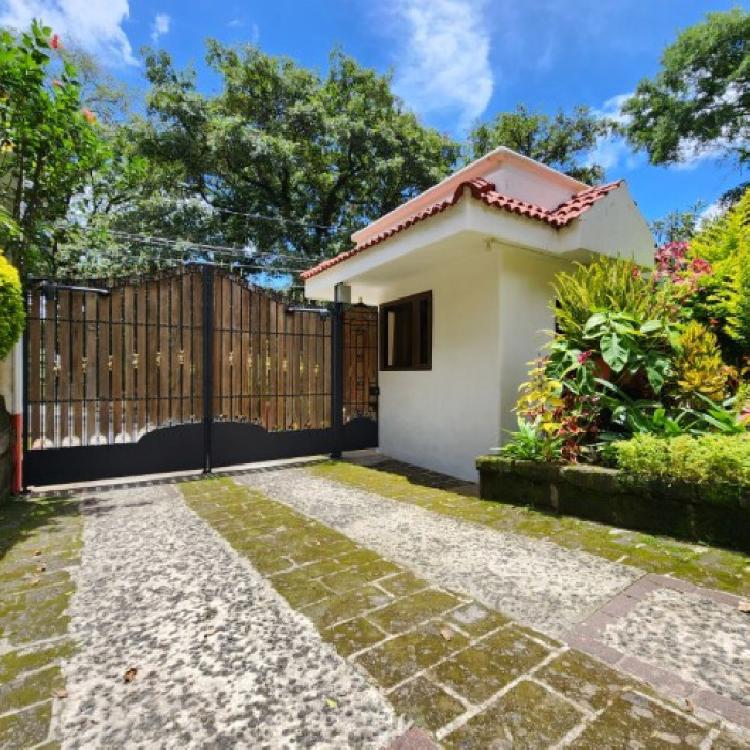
top-left (23, 264), bottom-right (377, 487)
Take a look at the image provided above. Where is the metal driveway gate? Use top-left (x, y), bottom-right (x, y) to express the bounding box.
top-left (24, 266), bottom-right (378, 486)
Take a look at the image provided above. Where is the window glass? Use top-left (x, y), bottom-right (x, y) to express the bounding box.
top-left (380, 292), bottom-right (431, 371)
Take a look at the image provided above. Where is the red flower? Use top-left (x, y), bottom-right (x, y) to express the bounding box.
top-left (690, 257), bottom-right (712, 275)
top-left (82, 109), bottom-right (96, 124)
top-left (577, 350), bottom-right (593, 365)
top-left (50, 34), bottom-right (60, 49)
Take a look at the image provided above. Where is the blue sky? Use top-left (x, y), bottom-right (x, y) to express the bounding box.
top-left (2, 0), bottom-right (747, 224)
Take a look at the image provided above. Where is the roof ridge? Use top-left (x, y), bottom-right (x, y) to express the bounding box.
top-left (301, 178), bottom-right (624, 280)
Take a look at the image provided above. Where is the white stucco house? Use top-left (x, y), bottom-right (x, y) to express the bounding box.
top-left (302, 147), bottom-right (654, 481)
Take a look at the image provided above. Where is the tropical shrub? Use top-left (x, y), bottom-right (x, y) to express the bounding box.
top-left (504, 253), bottom-right (749, 464)
top-left (673, 321), bottom-right (734, 405)
top-left (552, 257), bottom-right (672, 345)
top-left (614, 433), bottom-right (750, 487)
top-left (687, 189), bottom-right (750, 357)
top-left (501, 418), bottom-right (563, 461)
top-left (0, 254), bottom-right (24, 359)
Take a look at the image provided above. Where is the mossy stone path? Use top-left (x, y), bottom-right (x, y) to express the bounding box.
top-left (311, 459), bottom-right (750, 597)
top-left (0, 497), bottom-right (81, 750)
top-left (182, 476), bottom-right (747, 748)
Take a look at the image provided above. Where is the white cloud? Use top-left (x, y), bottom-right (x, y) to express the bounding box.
top-left (150, 12), bottom-right (170, 44)
top-left (585, 92), bottom-right (645, 175)
top-left (0, 0), bottom-right (137, 66)
top-left (385, 0), bottom-right (493, 131)
top-left (592, 92), bottom-right (633, 126)
top-left (697, 200), bottom-right (723, 229)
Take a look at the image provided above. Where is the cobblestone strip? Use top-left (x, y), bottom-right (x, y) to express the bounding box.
top-left (0, 497), bottom-right (82, 750)
top-left (59, 482), bottom-right (401, 749)
top-left (184, 476), bottom-right (749, 749)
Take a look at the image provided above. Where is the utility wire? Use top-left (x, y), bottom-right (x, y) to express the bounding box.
top-left (68, 245), bottom-right (317, 276)
top-left (172, 186), bottom-right (334, 231)
top-left (77, 229), bottom-right (329, 264)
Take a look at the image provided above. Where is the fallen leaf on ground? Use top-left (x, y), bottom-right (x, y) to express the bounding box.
top-left (739, 601), bottom-right (750, 614)
top-left (124, 667), bottom-right (138, 683)
top-left (325, 698), bottom-right (337, 709)
top-left (440, 627), bottom-right (454, 641)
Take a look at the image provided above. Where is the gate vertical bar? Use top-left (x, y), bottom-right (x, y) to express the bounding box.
top-left (202, 264), bottom-right (214, 473)
top-left (330, 301), bottom-right (344, 459)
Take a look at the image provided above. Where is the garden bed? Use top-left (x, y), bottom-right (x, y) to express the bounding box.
top-left (476, 456), bottom-right (750, 552)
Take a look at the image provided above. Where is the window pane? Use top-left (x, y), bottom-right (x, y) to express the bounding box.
top-left (418, 298), bottom-right (430, 365)
top-left (393, 303), bottom-right (412, 367)
top-left (386, 310), bottom-right (396, 367)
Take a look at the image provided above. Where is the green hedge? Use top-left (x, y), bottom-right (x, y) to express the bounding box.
top-left (0, 254), bottom-right (24, 360)
top-left (613, 433), bottom-right (750, 487)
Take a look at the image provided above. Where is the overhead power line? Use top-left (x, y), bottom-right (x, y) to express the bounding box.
top-left (69, 243), bottom-right (318, 276)
top-left (170, 187), bottom-right (336, 232)
top-left (75, 229), bottom-right (328, 265)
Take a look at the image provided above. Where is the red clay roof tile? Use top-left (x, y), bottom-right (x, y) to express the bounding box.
top-left (301, 178), bottom-right (623, 280)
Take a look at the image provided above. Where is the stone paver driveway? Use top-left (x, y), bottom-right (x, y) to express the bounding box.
top-left (2, 458), bottom-right (749, 749)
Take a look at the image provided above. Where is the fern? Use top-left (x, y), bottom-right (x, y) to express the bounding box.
top-left (690, 188), bottom-right (750, 351)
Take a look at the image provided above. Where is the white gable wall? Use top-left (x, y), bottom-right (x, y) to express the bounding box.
top-left (370, 239), bottom-right (572, 481)
top-left (483, 161), bottom-right (577, 211)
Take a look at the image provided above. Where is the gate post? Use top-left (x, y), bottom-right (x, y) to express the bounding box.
top-left (330, 301), bottom-right (344, 459)
top-left (202, 264), bottom-right (214, 473)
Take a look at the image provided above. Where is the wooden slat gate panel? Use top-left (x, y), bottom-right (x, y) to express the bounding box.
top-left (24, 267), bottom-right (378, 486)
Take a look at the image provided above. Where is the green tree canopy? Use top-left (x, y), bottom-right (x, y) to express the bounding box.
top-left (623, 8), bottom-right (750, 167)
top-left (466, 104), bottom-right (610, 184)
top-left (124, 42), bottom-right (460, 264)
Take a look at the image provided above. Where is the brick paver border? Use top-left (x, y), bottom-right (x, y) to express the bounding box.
top-left (565, 573), bottom-right (750, 730)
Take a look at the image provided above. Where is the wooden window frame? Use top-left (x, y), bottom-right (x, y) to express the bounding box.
top-left (379, 290), bottom-right (432, 371)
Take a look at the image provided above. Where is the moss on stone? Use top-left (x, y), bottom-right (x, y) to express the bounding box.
top-left (574, 692), bottom-right (706, 749)
top-left (377, 571), bottom-right (429, 598)
top-left (536, 650), bottom-right (642, 711)
top-left (388, 675), bottom-right (465, 732)
top-left (443, 679), bottom-right (582, 749)
top-left (272, 572), bottom-right (331, 608)
top-left (367, 589), bottom-right (462, 634)
top-left (356, 621), bottom-right (469, 688)
top-left (0, 640), bottom-right (75, 683)
top-left (310, 461), bottom-right (750, 597)
top-left (433, 627), bottom-right (549, 704)
top-left (301, 586), bottom-right (393, 630)
top-left (320, 560), bottom-right (400, 594)
top-left (0, 701), bottom-right (53, 750)
top-left (446, 603), bottom-right (509, 639)
top-left (0, 665), bottom-right (64, 714)
top-left (322, 617), bottom-right (385, 657)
